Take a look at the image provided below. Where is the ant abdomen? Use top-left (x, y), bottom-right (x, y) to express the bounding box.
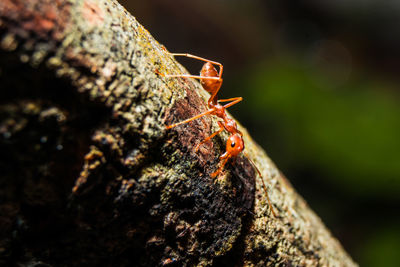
top-left (200, 62), bottom-right (222, 100)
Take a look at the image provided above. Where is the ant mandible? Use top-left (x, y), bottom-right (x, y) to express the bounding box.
top-left (158, 52), bottom-right (275, 216)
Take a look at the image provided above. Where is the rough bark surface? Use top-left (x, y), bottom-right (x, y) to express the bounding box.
top-left (0, 0), bottom-right (357, 266)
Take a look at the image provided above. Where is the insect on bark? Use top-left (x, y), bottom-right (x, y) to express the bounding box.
top-left (157, 52), bottom-right (276, 216)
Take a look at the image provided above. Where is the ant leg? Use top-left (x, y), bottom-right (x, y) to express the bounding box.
top-left (156, 69), bottom-right (221, 81)
top-left (169, 53), bottom-right (223, 77)
top-left (218, 97), bottom-right (243, 109)
top-left (166, 108), bottom-right (215, 129)
top-left (161, 74), bottom-right (221, 81)
top-left (194, 121), bottom-right (224, 152)
top-left (170, 53), bottom-right (222, 66)
top-left (211, 155), bottom-right (230, 178)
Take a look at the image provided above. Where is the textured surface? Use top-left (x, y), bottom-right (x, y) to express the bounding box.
top-left (0, 0), bottom-right (356, 266)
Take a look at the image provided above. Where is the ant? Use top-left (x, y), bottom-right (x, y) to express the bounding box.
top-left (157, 52), bottom-right (275, 216)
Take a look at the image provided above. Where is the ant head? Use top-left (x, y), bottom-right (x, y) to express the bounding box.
top-left (226, 133), bottom-right (244, 157)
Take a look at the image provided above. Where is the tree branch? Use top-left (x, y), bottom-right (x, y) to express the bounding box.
top-left (0, 0), bottom-right (357, 266)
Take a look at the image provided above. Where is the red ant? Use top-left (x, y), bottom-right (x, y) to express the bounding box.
top-left (158, 53), bottom-right (275, 216)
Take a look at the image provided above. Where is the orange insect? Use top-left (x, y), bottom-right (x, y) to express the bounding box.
top-left (158, 53), bottom-right (275, 216)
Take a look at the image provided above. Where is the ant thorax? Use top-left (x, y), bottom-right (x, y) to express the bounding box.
top-left (223, 118), bottom-right (238, 133)
top-left (213, 104), bottom-right (226, 118)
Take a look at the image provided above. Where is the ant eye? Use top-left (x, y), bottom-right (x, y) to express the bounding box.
top-left (231, 141), bottom-right (236, 148)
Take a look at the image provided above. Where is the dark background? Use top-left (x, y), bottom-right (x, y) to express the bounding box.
top-left (120, 1), bottom-right (400, 266)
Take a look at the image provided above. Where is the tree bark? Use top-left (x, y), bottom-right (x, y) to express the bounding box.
top-left (0, 0), bottom-right (357, 266)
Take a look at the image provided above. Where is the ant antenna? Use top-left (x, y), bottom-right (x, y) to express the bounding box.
top-left (246, 154), bottom-right (276, 217)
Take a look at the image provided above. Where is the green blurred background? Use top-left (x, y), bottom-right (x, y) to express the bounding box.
top-left (120, 0), bottom-right (400, 265)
